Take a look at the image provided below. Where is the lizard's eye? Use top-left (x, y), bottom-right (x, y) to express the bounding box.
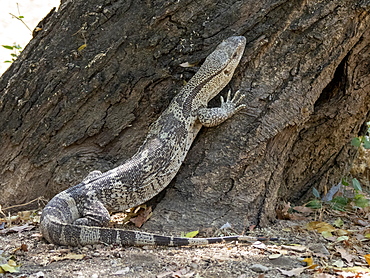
top-left (224, 69), bottom-right (230, 75)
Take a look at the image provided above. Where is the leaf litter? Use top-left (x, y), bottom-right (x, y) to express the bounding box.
top-left (1, 184), bottom-right (370, 277)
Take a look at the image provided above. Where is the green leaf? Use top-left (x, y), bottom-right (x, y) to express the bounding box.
top-left (77, 44), bottom-right (87, 52)
top-left (13, 45), bottom-right (22, 50)
top-left (352, 178), bottom-right (362, 192)
top-left (337, 236), bottom-right (349, 242)
top-left (18, 16), bottom-right (24, 18)
top-left (333, 218), bottom-right (344, 228)
top-left (312, 187), bottom-right (320, 199)
top-left (10, 54), bottom-right (18, 57)
top-left (306, 199), bottom-right (322, 209)
top-left (184, 230), bottom-right (199, 238)
top-left (4, 61), bottom-right (13, 63)
top-left (2, 45), bottom-right (14, 50)
top-left (351, 137), bottom-right (362, 147)
top-left (341, 178), bottom-right (349, 186)
top-left (331, 196), bottom-right (349, 211)
top-left (331, 196), bottom-right (348, 206)
top-left (0, 263), bottom-right (19, 273)
top-left (354, 195), bottom-right (369, 208)
top-left (363, 138), bottom-right (370, 149)
top-left (321, 230), bottom-right (333, 238)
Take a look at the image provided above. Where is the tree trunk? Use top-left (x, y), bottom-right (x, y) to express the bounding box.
top-left (1, 0), bottom-right (369, 232)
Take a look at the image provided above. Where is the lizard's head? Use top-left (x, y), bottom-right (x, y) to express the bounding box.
top-left (209, 36), bottom-right (246, 70)
top-left (194, 36), bottom-right (246, 102)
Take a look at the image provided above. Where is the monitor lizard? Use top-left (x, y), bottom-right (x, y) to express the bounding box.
top-left (40, 36), bottom-right (261, 246)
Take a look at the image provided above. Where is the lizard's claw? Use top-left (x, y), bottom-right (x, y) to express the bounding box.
top-left (221, 90), bottom-right (246, 112)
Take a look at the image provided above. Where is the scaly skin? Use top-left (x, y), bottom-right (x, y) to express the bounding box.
top-left (40, 36), bottom-right (248, 246)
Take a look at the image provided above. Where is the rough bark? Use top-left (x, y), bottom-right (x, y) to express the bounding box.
top-left (1, 0), bottom-right (369, 232)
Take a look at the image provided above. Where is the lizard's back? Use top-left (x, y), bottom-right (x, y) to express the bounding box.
top-left (40, 36), bottom-right (247, 246)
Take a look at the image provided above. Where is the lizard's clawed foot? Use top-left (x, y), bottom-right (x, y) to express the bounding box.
top-left (220, 90), bottom-right (246, 112)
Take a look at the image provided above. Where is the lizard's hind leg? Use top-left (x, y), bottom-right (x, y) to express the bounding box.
top-left (73, 200), bottom-right (111, 227)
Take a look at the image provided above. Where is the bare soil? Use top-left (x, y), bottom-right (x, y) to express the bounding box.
top-left (2, 213), bottom-right (369, 278)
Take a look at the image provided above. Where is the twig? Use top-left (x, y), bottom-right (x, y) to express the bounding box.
top-left (9, 12), bottom-right (32, 33)
top-left (1, 197), bottom-right (46, 212)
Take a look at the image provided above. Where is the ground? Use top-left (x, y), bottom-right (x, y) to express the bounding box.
top-left (1, 201), bottom-right (370, 278)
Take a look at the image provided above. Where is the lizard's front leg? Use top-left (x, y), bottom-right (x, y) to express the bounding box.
top-left (197, 90), bottom-right (246, 127)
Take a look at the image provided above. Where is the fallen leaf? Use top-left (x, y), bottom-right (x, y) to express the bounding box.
top-left (113, 267), bottom-right (130, 275)
top-left (352, 218), bottom-right (369, 226)
top-left (130, 207), bottom-right (152, 228)
top-left (12, 244), bottom-right (28, 253)
top-left (332, 259), bottom-right (344, 268)
top-left (333, 218), bottom-right (344, 228)
top-left (157, 271), bottom-right (174, 278)
top-left (276, 202), bottom-right (307, 220)
top-left (0, 259), bottom-right (20, 273)
top-left (77, 44), bottom-right (87, 52)
top-left (302, 257), bottom-right (317, 269)
top-left (364, 254), bottom-right (370, 266)
top-left (269, 254), bottom-right (282, 259)
top-left (277, 267), bottom-right (307, 276)
top-left (321, 231), bottom-right (334, 239)
top-left (306, 221), bottom-right (336, 233)
top-left (20, 244), bottom-right (28, 252)
top-left (336, 229), bottom-right (349, 236)
top-left (336, 236), bottom-right (349, 242)
top-left (333, 266), bottom-right (370, 274)
top-left (0, 223), bottom-right (34, 234)
top-left (292, 206), bottom-right (314, 213)
top-left (281, 244), bottom-right (307, 252)
top-left (179, 61), bottom-right (197, 68)
top-left (184, 230), bottom-right (199, 238)
top-left (50, 253), bottom-right (85, 262)
top-left (313, 273), bottom-right (336, 278)
top-left (249, 225), bottom-right (256, 231)
top-left (335, 246), bottom-right (355, 264)
top-left (17, 210), bottom-right (34, 221)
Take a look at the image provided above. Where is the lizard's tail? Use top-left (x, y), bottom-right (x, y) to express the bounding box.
top-left (40, 216), bottom-right (276, 246)
top-left (147, 234), bottom-right (276, 246)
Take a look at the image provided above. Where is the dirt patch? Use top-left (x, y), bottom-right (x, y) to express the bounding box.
top-left (2, 211), bottom-right (369, 278)
top-left (1, 221), bottom-right (314, 278)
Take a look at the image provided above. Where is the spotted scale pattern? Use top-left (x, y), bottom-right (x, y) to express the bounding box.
top-left (40, 36), bottom-right (250, 246)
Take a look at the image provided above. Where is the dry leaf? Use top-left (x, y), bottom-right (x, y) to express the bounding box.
top-left (50, 253), bottom-right (85, 262)
top-left (335, 246), bottom-right (354, 264)
top-left (305, 221), bottom-right (336, 233)
top-left (276, 202), bottom-right (307, 220)
top-left (281, 245), bottom-right (307, 252)
top-left (336, 229), bottom-right (349, 236)
top-left (302, 257), bottom-right (318, 269)
top-left (269, 254), bottom-right (282, 259)
top-left (333, 266), bottom-right (370, 274)
top-left (278, 267), bottom-right (307, 276)
top-left (364, 254), bottom-right (370, 266)
top-left (352, 218), bottom-right (370, 226)
top-left (179, 61), bottom-right (197, 68)
top-left (130, 206), bottom-right (152, 228)
top-left (313, 273), bottom-right (336, 278)
top-left (332, 259), bottom-right (344, 268)
top-left (292, 206), bottom-right (314, 213)
top-left (0, 223), bottom-right (34, 234)
top-left (77, 44), bottom-right (87, 52)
